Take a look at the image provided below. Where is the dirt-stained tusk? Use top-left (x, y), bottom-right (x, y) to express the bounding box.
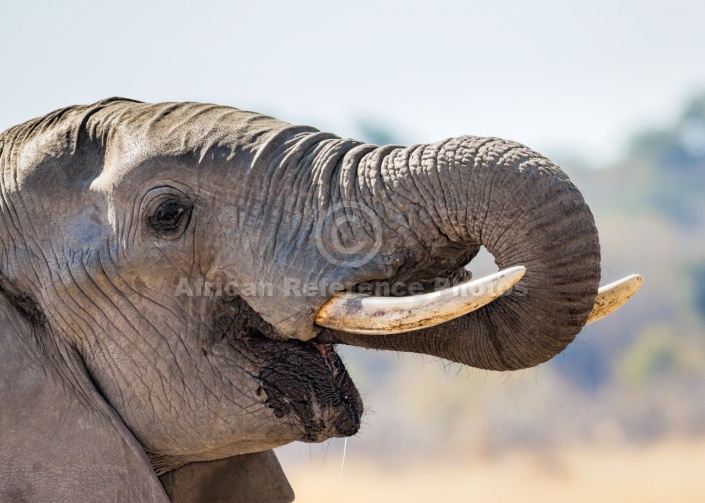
top-left (315, 266), bottom-right (526, 335)
top-left (586, 274), bottom-right (643, 325)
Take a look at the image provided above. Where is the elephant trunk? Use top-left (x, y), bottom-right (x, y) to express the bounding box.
top-left (327, 136), bottom-right (601, 371)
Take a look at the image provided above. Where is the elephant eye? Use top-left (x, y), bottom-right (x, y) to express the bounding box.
top-left (152, 201), bottom-right (185, 230)
top-left (145, 192), bottom-right (193, 239)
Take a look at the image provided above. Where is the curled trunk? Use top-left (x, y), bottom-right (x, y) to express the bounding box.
top-left (327, 136), bottom-right (601, 371)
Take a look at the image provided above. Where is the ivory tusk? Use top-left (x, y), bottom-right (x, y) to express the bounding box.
top-left (586, 274), bottom-right (643, 324)
top-left (315, 266), bottom-right (526, 335)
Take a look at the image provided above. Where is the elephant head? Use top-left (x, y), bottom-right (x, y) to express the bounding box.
top-left (0, 99), bottom-right (640, 502)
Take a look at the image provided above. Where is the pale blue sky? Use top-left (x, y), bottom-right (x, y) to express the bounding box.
top-left (2, 0), bottom-right (704, 164)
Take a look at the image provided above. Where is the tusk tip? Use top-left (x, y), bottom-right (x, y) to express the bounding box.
top-left (586, 274), bottom-right (643, 325)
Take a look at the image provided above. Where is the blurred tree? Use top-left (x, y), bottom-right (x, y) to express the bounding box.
top-left (355, 119), bottom-right (404, 146)
top-left (693, 264), bottom-right (705, 321)
top-left (551, 340), bottom-right (611, 392)
top-left (628, 92), bottom-right (705, 227)
top-left (618, 324), bottom-right (681, 385)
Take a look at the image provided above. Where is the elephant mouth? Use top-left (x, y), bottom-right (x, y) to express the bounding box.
top-left (211, 297), bottom-right (362, 442)
top-left (246, 333), bottom-right (361, 442)
top-left (313, 341), bottom-right (339, 373)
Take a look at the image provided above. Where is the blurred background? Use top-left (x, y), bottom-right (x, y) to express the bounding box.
top-left (2, 1), bottom-right (704, 501)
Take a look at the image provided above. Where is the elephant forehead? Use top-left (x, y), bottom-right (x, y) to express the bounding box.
top-left (90, 104), bottom-right (303, 193)
top-left (101, 103), bottom-right (292, 161)
top-left (7, 100), bottom-right (294, 194)
top-left (12, 122), bottom-right (99, 195)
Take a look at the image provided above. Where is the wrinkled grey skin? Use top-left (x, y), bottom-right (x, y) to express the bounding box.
top-left (0, 99), bottom-right (600, 502)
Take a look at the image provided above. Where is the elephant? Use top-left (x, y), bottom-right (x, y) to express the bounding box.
top-left (0, 98), bottom-right (640, 502)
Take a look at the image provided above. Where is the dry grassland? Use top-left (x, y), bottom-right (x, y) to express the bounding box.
top-left (283, 438), bottom-right (705, 502)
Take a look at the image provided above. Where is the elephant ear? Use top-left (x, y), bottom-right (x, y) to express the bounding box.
top-left (0, 283), bottom-right (170, 502)
top-left (159, 451), bottom-right (295, 503)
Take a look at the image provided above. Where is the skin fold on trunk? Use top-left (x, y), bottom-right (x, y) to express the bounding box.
top-left (323, 136), bottom-right (601, 371)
